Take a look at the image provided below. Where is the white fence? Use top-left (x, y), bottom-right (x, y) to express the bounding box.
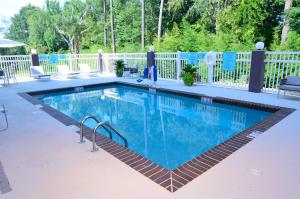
top-left (264, 52), bottom-right (300, 93)
top-left (154, 52), bottom-right (252, 89)
top-left (39, 54), bottom-right (99, 75)
top-left (0, 55), bottom-right (31, 78)
top-left (1, 52), bottom-right (300, 93)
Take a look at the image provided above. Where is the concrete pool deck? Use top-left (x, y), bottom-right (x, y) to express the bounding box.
top-left (0, 76), bottom-right (300, 199)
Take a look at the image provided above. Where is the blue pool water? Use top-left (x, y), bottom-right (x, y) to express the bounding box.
top-left (35, 84), bottom-right (271, 170)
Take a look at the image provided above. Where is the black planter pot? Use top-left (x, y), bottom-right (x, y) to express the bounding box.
top-left (116, 73), bottom-right (123, 77)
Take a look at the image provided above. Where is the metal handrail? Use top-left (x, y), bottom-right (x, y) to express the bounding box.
top-left (103, 122), bottom-right (128, 148)
top-left (93, 122), bottom-right (128, 148)
top-left (80, 115), bottom-right (128, 152)
top-left (0, 105), bottom-right (8, 132)
top-left (79, 115), bottom-right (100, 143)
top-left (91, 122), bottom-right (105, 152)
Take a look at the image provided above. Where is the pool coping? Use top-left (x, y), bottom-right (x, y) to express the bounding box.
top-left (18, 81), bottom-right (295, 192)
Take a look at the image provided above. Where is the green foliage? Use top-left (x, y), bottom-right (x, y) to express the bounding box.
top-left (271, 31), bottom-right (300, 51)
top-left (155, 20), bottom-right (255, 52)
top-left (287, 7), bottom-right (300, 34)
top-left (7, 4), bottom-right (40, 44)
top-left (81, 0), bottom-right (103, 51)
top-left (3, 0), bottom-right (300, 54)
top-left (181, 64), bottom-right (197, 86)
top-left (114, 0), bottom-right (141, 49)
top-left (217, 0), bottom-right (269, 43)
top-left (114, 60), bottom-right (125, 77)
top-left (27, 3), bottom-right (67, 53)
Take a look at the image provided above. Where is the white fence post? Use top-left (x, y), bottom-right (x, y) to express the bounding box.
top-left (207, 64), bottom-right (213, 84)
top-left (105, 53), bottom-right (109, 73)
top-left (123, 53), bottom-right (128, 67)
top-left (69, 54), bottom-right (72, 70)
top-left (176, 51), bottom-right (181, 83)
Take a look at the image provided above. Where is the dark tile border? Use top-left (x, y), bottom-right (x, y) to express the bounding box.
top-left (19, 82), bottom-right (295, 192)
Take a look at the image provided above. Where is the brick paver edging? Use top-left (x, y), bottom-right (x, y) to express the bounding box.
top-left (19, 82), bottom-right (295, 192)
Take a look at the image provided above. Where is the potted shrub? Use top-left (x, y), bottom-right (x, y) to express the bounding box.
top-left (114, 60), bottom-right (125, 77)
top-left (181, 64), bottom-right (197, 86)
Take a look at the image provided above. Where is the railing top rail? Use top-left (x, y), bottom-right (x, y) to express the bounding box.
top-left (155, 52), bottom-right (177, 55)
top-left (265, 59), bottom-right (300, 63)
top-left (1, 51), bottom-right (300, 57)
top-left (265, 51), bottom-right (300, 55)
top-left (69, 54), bottom-right (98, 56)
top-left (0, 55), bottom-right (31, 58)
top-left (123, 52), bottom-right (146, 54)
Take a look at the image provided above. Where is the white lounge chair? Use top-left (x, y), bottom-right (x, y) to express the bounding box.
top-left (79, 64), bottom-right (99, 76)
top-left (57, 65), bottom-right (80, 78)
top-left (30, 66), bottom-right (51, 80)
top-left (278, 76), bottom-right (300, 96)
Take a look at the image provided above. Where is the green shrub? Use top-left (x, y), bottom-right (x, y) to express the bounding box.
top-left (114, 60), bottom-right (125, 77)
top-left (181, 64), bottom-right (197, 86)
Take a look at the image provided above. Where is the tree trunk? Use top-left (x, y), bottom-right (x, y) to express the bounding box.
top-left (281, 0), bottom-right (293, 44)
top-left (103, 0), bottom-right (108, 48)
top-left (70, 36), bottom-right (80, 54)
top-left (109, 0), bottom-right (116, 53)
top-left (157, 0), bottom-right (164, 41)
top-left (141, 0), bottom-right (145, 49)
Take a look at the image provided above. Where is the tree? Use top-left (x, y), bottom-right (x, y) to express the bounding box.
top-left (54, 0), bottom-right (91, 54)
top-left (5, 0), bottom-right (300, 53)
top-left (81, 0), bottom-right (104, 51)
top-left (28, 1), bottom-right (67, 53)
top-left (287, 0), bottom-right (300, 34)
top-left (141, 0), bottom-right (145, 49)
top-left (281, 0), bottom-right (293, 44)
top-left (103, 0), bottom-right (108, 48)
top-left (144, 0), bottom-right (161, 45)
top-left (109, 0), bottom-right (116, 53)
top-left (157, 0), bottom-right (164, 41)
top-left (114, 0), bottom-right (141, 51)
top-left (168, 0), bottom-right (184, 13)
top-left (186, 0), bottom-right (218, 32)
top-left (216, 0), bottom-right (269, 44)
top-left (7, 5), bottom-right (40, 43)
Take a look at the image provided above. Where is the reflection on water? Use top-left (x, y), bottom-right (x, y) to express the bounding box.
top-left (37, 85), bottom-right (271, 170)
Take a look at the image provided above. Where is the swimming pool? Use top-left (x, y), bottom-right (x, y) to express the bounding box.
top-left (35, 84), bottom-right (271, 170)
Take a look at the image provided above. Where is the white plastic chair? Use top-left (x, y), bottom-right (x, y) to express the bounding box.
top-left (30, 66), bottom-right (51, 80)
top-left (79, 64), bottom-right (99, 76)
top-left (57, 65), bottom-right (80, 78)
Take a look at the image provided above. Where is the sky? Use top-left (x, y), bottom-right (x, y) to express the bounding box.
top-left (0, 0), bottom-right (66, 38)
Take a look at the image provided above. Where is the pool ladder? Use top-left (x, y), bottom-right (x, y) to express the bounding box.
top-left (80, 115), bottom-right (128, 152)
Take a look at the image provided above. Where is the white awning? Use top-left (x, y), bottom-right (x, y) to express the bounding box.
top-left (0, 38), bottom-right (26, 48)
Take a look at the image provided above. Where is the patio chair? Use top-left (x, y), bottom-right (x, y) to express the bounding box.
top-left (124, 66), bottom-right (139, 78)
top-left (0, 105), bottom-right (8, 132)
top-left (57, 65), bottom-right (80, 78)
top-left (79, 64), bottom-right (99, 76)
top-left (129, 67), bottom-right (139, 77)
top-left (8, 64), bottom-right (18, 84)
top-left (30, 66), bottom-right (51, 80)
top-left (1, 64), bottom-right (17, 85)
top-left (123, 67), bottom-right (130, 77)
top-left (278, 76), bottom-right (300, 96)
